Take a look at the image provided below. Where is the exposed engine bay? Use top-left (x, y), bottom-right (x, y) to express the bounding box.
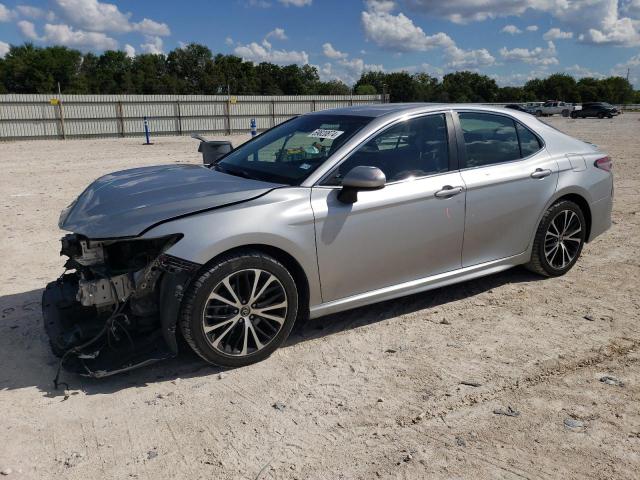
top-left (42, 233), bottom-right (200, 380)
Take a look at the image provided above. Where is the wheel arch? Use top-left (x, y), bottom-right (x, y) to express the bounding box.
top-left (535, 190), bottom-right (592, 245)
top-left (195, 244), bottom-right (311, 321)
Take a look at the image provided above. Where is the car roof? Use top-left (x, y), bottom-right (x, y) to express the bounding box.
top-left (307, 103), bottom-right (528, 119)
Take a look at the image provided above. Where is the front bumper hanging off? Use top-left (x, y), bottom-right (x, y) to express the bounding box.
top-left (42, 266), bottom-right (196, 378)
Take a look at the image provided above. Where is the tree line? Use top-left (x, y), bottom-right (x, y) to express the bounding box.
top-left (0, 43), bottom-right (638, 104)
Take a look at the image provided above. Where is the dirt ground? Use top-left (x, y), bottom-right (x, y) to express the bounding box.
top-left (0, 115), bottom-right (639, 480)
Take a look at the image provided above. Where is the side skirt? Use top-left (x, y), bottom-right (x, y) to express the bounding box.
top-left (309, 252), bottom-right (530, 319)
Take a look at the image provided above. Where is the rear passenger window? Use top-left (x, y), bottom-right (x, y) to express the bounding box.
top-left (516, 123), bottom-right (542, 157)
top-left (459, 112), bottom-right (542, 168)
top-left (458, 112), bottom-right (520, 167)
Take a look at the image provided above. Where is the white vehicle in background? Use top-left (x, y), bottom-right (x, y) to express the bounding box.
top-left (535, 101), bottom-right (575, 117)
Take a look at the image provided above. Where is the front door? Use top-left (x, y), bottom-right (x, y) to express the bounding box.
top-left (311, 113), bottom-right (466, 303)
top-left (454, 111), bottom-right (559, 267)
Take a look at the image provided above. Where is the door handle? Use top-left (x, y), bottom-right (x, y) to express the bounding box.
top-left (531, 168), bottom-right (552, 179)
top-left (434, 185), bottom-right (464, 198)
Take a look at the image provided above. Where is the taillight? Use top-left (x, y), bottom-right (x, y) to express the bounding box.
top-left (594, 156), bottom-right (612, 172)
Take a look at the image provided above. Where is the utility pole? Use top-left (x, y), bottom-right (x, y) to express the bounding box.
top-left (627, 68), bottom-right (630, 82)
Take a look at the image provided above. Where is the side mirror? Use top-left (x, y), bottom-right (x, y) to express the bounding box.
top-left (337, 166), bottom-right (386, 204)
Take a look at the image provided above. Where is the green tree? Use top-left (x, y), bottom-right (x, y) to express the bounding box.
top-left (355, 84), bottom-right (377, 95)
top-left (131, 53), bottom-right (170, 94)
top-left (441, 71), bottom-right (498, 102)
top-left (413, 73), bottom-right (439, 101)
top-left (91, 50), bottom-right (133, 94)
top-left (541, 73), bottom-right (579, 102)
top-left (315, 80), bottom-right (351, 95)
top-left (167, 43), bottom-right (215, 94)
top-left (255, 62), bottom-right (282, 95)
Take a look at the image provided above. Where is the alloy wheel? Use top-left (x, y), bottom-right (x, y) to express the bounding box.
top-left (202, 269), bottom-right (288, 356)
top-left (544, 209), bottom-right (583, 270)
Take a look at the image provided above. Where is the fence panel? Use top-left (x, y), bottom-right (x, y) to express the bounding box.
top-left (0, 94), bottom-right (383, 141)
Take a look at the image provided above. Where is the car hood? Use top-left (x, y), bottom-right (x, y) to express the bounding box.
top-left (60, 164), bottom-right (281, 238)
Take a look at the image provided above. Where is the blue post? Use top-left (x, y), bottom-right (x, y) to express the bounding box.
top-left (250, 118), bottom-right (257, 137)
top-left (143, 116), bottom-right (152, 145)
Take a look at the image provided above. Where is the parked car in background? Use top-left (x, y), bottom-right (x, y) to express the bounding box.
top-left (571, 102), bottom-right (619, 119)
top-left (535, 101), bottom-right (574, 117)
top-left (523, 102), bottom-right (544, 114)
top-left (505, 104), bottom-right (529, 113)
top-left (44, 104), bottom-right (614, 376)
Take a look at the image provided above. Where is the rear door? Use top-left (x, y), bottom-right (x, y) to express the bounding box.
top-left (454, 111), bottom-right (559, 267)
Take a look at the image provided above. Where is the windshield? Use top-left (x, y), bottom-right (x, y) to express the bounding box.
top-left (215, 114), bottom-right (372, 185)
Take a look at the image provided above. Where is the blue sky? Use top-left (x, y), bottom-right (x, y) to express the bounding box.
top-left (0, 0), bottom-right (639, 87)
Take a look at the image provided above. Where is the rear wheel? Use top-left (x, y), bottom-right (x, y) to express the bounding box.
top-left (179, 250), bottom-right (299, 367)
top-left (536, 110), bottom-right (543, 117)
top-left (526, 200), bottom-right (586, 277)
top-left (570, 111), bottom-right (578, 119)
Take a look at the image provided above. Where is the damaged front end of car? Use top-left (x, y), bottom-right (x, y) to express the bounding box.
top-left (42, 233), bottom-right (200, 379)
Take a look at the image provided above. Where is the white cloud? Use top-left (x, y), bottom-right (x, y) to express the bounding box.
top-left (500, 40), bottom-right (559, 65)
top-left (445, 44), bottom-right (495, 69)
top-left (17, 20), bottom-right (39, 40)
top-left (543, 27), bottom-right (573, 40)
top-left (53, 0), bottom-right (170, 36)
top-left (526, 25), bottom-right (539, 31)
top-left (564, 64), bottom-right (605, 79)
top-left (234, 41), bottom-right (308, 65)
top-left (225, 36), bottom-right (234, 46)
top-left (124, 43), bottom-right (135, 57)
top-left (133, 18), bottom-right (170, 36)
top-left (405, 0), bottom-right (548, 24)
top-left (323, 42), bottom-right (348, 59)
top-left (361, 3), bottom-right (494, 68)
top-left (361, 6), bottom-right (453, 51)
top-left (611, 53), bottom-right (640, 86)
top-left (319, 56), bottom-right (384, 84)
top-left (501, 24), bottom-right (522, 34)
top-left (15, 5), bottom-right (40, 17)
top-left (0, 2), bottom-right (15, 21)
top-left (140, 35), bottom-right (163, 54)
top-left (266, 27), bottom-right (287, 40)
top-left (0, 40), bottom-right (9, 57)
top-left (407, 0), bottom-right (640, 47)
top-left (40, 23), bottom-right (118, 50)
top-left (278, 0), bottom-right (311, 6)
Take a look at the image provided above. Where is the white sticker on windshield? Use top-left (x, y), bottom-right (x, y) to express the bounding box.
top-left (300, 163), bottom-right (312, 170)
top-left (308, 129), bottom-right (344, 140)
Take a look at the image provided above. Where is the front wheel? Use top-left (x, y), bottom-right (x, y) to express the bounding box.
top-left (179, 250), bottom-right (299, 368)
top-left (536, 110), bottom-right (543, 117)
top-left (570, 111), bottom-right (578, 119)
top-left (526, 200), bottom-right (586, 277)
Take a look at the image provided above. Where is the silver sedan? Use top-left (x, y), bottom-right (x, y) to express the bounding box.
top-left (45, 104), bottom-right (613, 375)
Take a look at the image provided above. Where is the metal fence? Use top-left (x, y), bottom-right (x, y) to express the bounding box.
top-left (0, 94), bottom-right (384, 141)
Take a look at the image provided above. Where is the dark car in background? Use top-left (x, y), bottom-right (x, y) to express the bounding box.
top-left (504, 104), bottom-right (529, 113)
top-left (571, 102), bottom-right (618, 119)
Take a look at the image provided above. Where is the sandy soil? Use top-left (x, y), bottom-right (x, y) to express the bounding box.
top-left (0, 117), bottom-right (639, 480)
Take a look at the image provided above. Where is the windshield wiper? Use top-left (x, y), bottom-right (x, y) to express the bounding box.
top-left (214, 164), bottom-right (253, 180)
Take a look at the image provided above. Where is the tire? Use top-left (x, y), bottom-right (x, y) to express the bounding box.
top-left (179, 250), bottom-right (299, 368)
top-left (570, 111), bottom-right (578, 119)
top-left (562, 109), bottom-right (569, 117)
top-left (597, 112), bottom-right (605, 119)
top-left (526, 200), bottom-right (586, 277)
top-left (536, 110), bottom-right (542, 117)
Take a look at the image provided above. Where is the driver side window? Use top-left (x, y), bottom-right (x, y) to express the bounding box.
top-left (323, 114), bottom-right (449, 185)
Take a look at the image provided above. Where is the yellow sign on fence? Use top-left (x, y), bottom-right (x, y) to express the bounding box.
top-left (49, 98), bottom-right (59, 105)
